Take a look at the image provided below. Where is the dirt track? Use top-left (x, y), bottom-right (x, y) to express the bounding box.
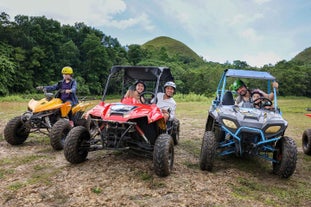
top-left (0, 104), bottom-right (310, 206)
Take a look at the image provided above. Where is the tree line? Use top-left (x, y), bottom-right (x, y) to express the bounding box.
top-left (1, 12), bottom-right (310, 97)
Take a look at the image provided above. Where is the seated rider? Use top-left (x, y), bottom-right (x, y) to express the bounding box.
top-left (36, 66), bottom-right (78, 125)
top-left (123, 80), bottom-right (146, 103)
top-left (230, 79), bottom-right (278, 108)
top-left (251, 89), bottom-right (273, 109)
top-left (156, 81), bottom-right (176, 122)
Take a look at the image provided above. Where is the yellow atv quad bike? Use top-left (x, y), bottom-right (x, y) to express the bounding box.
top-left (4, 90), bottom-right (91, 150)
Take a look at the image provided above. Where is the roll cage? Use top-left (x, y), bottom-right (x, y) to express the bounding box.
top-left (215, 69), bottom-right (279, 111)
top-left (101, 66), bottom-right (174, 101)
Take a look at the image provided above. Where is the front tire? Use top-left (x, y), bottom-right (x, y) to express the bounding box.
top-left (302, 129), bottom-right (311, 155)
top-left (153, 134), bottom-right (174, 177)
top-left (49, 119), bottom-right (72, 150)
top-left (4, 116), bottom-right (30, 145)
top-left (64, 126), bottom-right (90, 164)
top-left (199, 131), bottom-right (217, 171)
top-left (273, 136), bottom-right (297, 178)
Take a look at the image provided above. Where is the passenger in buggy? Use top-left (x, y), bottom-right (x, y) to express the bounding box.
top-left (123, 80), bottom-right (146, 104)
top-left (230, 79), bottom-right (278, 108)
top-left (251, 89), bottom-right (274, 110)
top-left (156, 81), bottom-right (177, 122)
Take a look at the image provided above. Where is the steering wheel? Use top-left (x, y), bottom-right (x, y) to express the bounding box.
top-left (252, 97), bottom-right (273, 109)
top-left (139, 91), bottom-right (157, 104)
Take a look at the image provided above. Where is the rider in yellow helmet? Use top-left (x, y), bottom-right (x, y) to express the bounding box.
top-left (37, 66), bottom-right (78, 106)
top-left (36, 66), bottom-right (78, 125)
top-left (61, 66), bottom-right (73, 75)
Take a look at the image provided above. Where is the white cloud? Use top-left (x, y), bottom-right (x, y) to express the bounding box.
top-left (228, 13), bottom-right (264, 27)
top-left (239, 28), bottom-right (263, 43)
top-left (243, 52), bottom-right (281, 67)
top-left (103, 12), bottom-right (154, 31)
top-left (253, 0), bottom-right (272, 5)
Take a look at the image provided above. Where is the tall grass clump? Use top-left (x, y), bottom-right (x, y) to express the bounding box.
top-left (174, 93), bottom-right (211, 102)
top-left (0, 95), bottom-right (27, 102)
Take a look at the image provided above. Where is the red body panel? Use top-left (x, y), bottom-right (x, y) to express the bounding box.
top-left (87, 98), bottom-right (164, 123)
top-left (306, 114), bottom-right (311, 118)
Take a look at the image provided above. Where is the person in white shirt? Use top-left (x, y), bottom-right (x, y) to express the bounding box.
top-left (156, 81), bottom-right (176, 122)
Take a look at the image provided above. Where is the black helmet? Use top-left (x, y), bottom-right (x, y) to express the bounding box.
top-left (134, 80), bottom-right (146, 90)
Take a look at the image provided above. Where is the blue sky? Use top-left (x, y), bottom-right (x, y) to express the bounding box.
top-left (1, 0), bottom-right (311, 67)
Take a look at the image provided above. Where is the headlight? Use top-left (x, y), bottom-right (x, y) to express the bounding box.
top-left (265, 126), bottom-right (281, 134)
top-left (223, 119), bottom-right (237, 129)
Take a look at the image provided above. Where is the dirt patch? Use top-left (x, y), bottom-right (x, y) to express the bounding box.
top-left (0, 108), bottom-right (310, 206)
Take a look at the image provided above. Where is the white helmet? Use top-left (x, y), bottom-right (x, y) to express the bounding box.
top-left (164, 81), bottom-right (176, 90)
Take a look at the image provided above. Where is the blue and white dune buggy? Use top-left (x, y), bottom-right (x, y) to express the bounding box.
top-left (199, 69), bottom-right (297, 178)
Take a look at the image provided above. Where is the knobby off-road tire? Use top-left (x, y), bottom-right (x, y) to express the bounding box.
top-left (153, 134), bottom-right (174, 177)
top-left (273, 136), bottom-right (297, 178)
top-left (199, 131), bottom-right (217, 171)
top-left (64, 126), bottom-right (90, 164)
top-left (302, 129), bottom-right (311, 155)
top-left (172, 119), bottom-right (180, 145)
top-left (4, 116), bottom-right (30, 145)
top-left (49, 119), bottom-right (72, 150)
top-left (214, 126), bottom-right (225, 143)
top-left (81, 116), bottom-right (97, 136)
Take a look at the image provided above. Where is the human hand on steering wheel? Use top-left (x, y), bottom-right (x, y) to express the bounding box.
top-left (139, 91), bottom-right (157, 104)
top-left (252, 97), bottom-right (272, 109)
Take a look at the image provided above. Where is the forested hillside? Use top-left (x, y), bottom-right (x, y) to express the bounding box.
top-left (1, 12), bottom-right (311, 97)
top-left (292, 47), bottom-right (311, 64)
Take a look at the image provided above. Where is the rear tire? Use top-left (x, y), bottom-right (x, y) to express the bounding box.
top-left (64, 126), bottom-right (90, 163)
top-left (302, 129), bottom-right (311, 155)
top-left (199, 131), bottom-right (217, 171)
top-left (4, 116), bottom-right (30, 145)
top-left (273, 136), bottom-right (297, 178)
top-left (50, 119), bottom-right (72, 150)
top-left (153, 134), bottom-right (174, 177)
top-left (172, 119), bottom-right (180, 145)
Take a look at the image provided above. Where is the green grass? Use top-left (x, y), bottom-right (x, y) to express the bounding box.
top-left (91, 186), bottom-right (102, 194)
top-left (1, 96), bottom-right (311, 206)
top-left (8, 182), bottom-right (25, 191)
top-left (174, 93), bottom-right (212, 102)
top-left (175, 96), bottom-right (311, 206)
top-left (0, 154), bottom-right (47, 166)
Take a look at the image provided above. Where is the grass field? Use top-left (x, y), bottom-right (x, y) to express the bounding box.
top-left (0, 96), bottom-right (311, 206)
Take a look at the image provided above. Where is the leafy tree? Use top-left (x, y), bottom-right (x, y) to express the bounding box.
top-left (80, 33), bottom-right (110, 94)
top-left (1, 12), bottom-right (311, 97)
top-left (232, 60), bottom-right (250, 69)
top-left (57, 40), bottom-right (80, 72)
top-left (0, 56), bottom-right (15, 95)
top-left (128, 44), bottom-right (146, 65)
top-left (0, 43), bottom-right (15, 95)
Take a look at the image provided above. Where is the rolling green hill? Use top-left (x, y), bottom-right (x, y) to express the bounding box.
top-left (142, 36), bottom-right (203, 63)
top-left (292, 47), bottom-right (311, 64)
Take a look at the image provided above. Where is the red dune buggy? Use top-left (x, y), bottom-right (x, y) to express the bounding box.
top-left (64, 66), bottom-right (179, 177)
